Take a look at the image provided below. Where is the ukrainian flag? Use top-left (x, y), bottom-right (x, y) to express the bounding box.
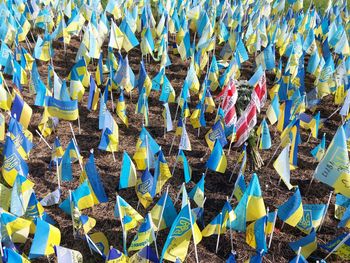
top-left (233, 173), bottom-right (246, 201)
top-left (177, 150), bottom-right (192, 183)
top-left (1, 210), bottom-right (31, 243)
top-left (206, 140), bottom-right (227, 173)
top-left (129, 213), bottom-right (155, 252)
top-left (119, 151), bottom-right (137, 189)
top-left (230, 174), bottom-right (266, 232)
top-left (289, 229), bottom-right (317, 259)
top-left (8, 117), bottom-right (33, 160)
top-left (11, 174), bottom-right (34, 217)
top-left (246, 215), bottom-right (268, 253)
top-left (297, 204), bottom-right (326, 233)
top-left (136, 169), bottom-right (154, 208)
top-left (46, 96), bottom-right (79, 121)
top-left (0, 75), bottom-right (12, 110)
top-left (87, 75), bottom-right (100, 111)
top-left (117, 90), bottom-right (128, 127)
top-left (335, 194), bottom-right (350, 220)
top-left (202, 212), bottom-right (225, 237)
top-left (314, 126), bottom-right (350, 197)
top-left (310, 133), bottom-right (326, 162)
top-left (189, 174), bottom-right (205, 207)
top-left (11, 93), bottom-right (32, 129)
top-left (276, 100), bottom-right (292, 132)
top-left (152, 149), bottom-right (172, 196)
top-left (115, 195), bottom-right (143, 231)
top-left (29, 218), bottom-right (61, 259)
top-left (277, 187), bottom-right (303, 227)
top-left (161, 204), bottom-right (202, 262)
top-left (150, 192), bottom-right (177, 231)
top-left (4, 247), bottom-right (30, 263)
top-left (59, 181), bottom-right (95, 214)
top-left (106, 247), bottom-right (128, 262)
top-left (2, 136), bottom-right (29, 187)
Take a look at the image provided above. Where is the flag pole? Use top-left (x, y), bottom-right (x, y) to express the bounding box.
top-left (187, 200), bottom-right (199, 263)
top-left (295, 246), bottom-right (302, 263)
top-left (156, 185), bottom-right (169, 239)
top-left (268, 209), bottom-right (278, 248)
top-left (227, 125), bottom-right (236, 156)
top-left (215, 212), bottom-right (222, 254)
top-left (318, 191), bottom-right (333, 232)
top-left (324, 232), bottom-right (350, 260)
top-left (174, 182), bottom-right (185, 205)
top-left (171, 150), bottom-right (179, 176)
top-left (266, 142), bottom-right (281, 167)
top-left (116, 193), bottom-right (128, 255)
top-left (56, 158), bottom-right (61, 190)
top-left (69, 123), bottom-right (84, 171)
top-left (35, 130), bottom-right (52, 150)
top-left (148, 214), bottom-right (159, 259)
top-left (69, 190), bottom-right (76, 238)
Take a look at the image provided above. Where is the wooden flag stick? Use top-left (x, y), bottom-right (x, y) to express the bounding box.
top-left (318, 191), bottom-right (333, 232)
top-left (227, 125), bottom-right (237, 156)
top-left (187, 200), bottom-right (199, 263)
top-left (168, 134), bottom-right (176, 155)
top-left (215, 212), bottom-right (222, 254)
top-left (171, 151), bottom-right (179, 176)
top-left (35, 130), bottom-right (52, 150)
top-left (174, 183), bottom-right (185, 205)
top-left (324, 232), bottom-right (350, 260)
top-left (306, 177), bottom-right (314, 195)
top-left (268, 209), bottom-right (278, 248)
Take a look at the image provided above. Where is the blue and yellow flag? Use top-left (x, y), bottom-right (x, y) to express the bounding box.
top-left (87, 75), bottom-right (100, 111)
top-left (320, 232), bottom-right (350, 260)
top-left (136, 168), bottom-right (154, 208)
top-left (150, 191), bottom-right (177, 231)
top-left (129, 213), bottom-right (155, 252)
top-left (314, 126), bottom-right (350, 197)
top-left (117, 89), bottom-right (128, 127)
top-left (46, 96), bottom-right (79, 121)
top-left (257, 118), bottom-right (271, 150)
top-left (81, 152), bottom-right (108, 204)
top-left (29, 218), bottom-right (61, 259)
top-left (310, 133), bottom-right (326, 162)
top-left (59, 139), bottom-right (81, 182)
top-left (8, 117), bottom-right (33, 160)
top-left (1, 210), bottom-right (32, 243)
top-left (189, 174), bottom-right (205, 207)
top-left (119, 151), bottom-right (137, 189)
top-left (59, 181), bottom-right (95, 214)
top-left (129, 245), bottom-right (159, 263)
top-left (335, 194), bottom-right (350, 220)
top-left (3, 247), bottom-right (30, 263)
top-left (177, 149), bottom-right (192, 183)
top-left (246, 215), bottom-right (268, 253)
top-left (230, 174), bottom-right (266, 232)
top-left (115, 195), bottom-right (143, 232)
top-left (289, 229), bottom-right (317, 259)
top-left (11, 174), bottom-right (34, 217)
top-left (11, 93), bottom-right (32, 129)
top-left (152, 149), bottom-right (172, 196)
top-left (2, 135), bottom-right (29, 187)
top-left (297, 204), bottom-right (326, 233)
top-left (277, 187), bottom-right (303, 227)
top-left (206, 140), bottom-right (227, 173)
top-left (106, 247), bottom-right (128, 263)
top-left (161, 204), bottom-right (202, 262)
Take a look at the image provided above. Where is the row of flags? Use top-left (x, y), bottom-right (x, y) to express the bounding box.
top-left (0, 0), bottom-right (350, 262)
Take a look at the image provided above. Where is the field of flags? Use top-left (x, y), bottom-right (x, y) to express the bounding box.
top-left (0, 0), bottom-right (350, 262)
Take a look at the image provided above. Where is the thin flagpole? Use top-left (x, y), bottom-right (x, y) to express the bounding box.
top-left (295, 247), bottom-right (302, 263)
top-left (268, 209), bottom-right (278, 248)
top-left (116, 193), bottom-right (128, 255)
top-left (35, 130), bottom-right (52, 150)
top-left (215, 212), bottom-right (222, 254)
top-left (148, 213), bottom-right (159, 259)
top-left (324, 232), bottom-right (350, 260)
top-left (318, 191), bottom-right (333, 232)
top-left (187, 200), bottom-right (199, 263)
top-left (156, 185), bottom-right (169, 239)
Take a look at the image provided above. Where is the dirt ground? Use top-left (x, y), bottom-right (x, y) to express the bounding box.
top-left (3, 34), bottom-right (345, 262)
